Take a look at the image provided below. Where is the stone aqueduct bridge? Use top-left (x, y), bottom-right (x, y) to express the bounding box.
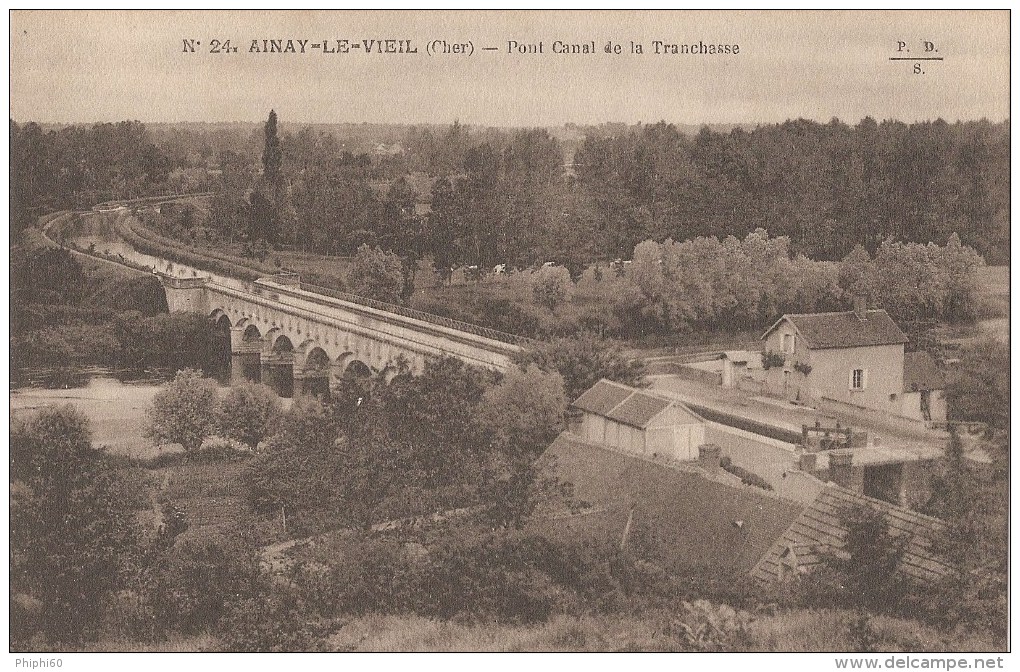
top-left (159, 270), bottom-right (524, 397)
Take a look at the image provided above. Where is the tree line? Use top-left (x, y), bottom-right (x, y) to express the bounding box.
top-left (572, 118), bottom-right (1010, 264)
top-left (9, 120), bottom-right (206, 232)
top-left (12, 115), bottom-right (1009, 269)
top-left (11, 332), bottom-right (1007, 649)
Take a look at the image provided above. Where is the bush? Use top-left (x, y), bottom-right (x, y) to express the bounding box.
top-left (145, 369), bottom-right (219, 452)
top-left (762, 350), bottom-right (785, 370)
top-left (216, 383), bottom-right (281, 450)
top-left (141, 533), bottom-right (261, 635)
top-left (664, 600), bottom-right (755, 652)
top-left (530, 265), bottom-right (574, 311)
top-left (10, 405), bottom-right (141, 644)
top-left (347, 244), bottom-right (405, 304)
top-left (414, 530), bottom-right (575, 624)
top-left (720, 456), bottom-right (773, 491)
top-left (513, 331), bottom-right (646, 402)
top-left (218, 583), bottom-right (336, 652)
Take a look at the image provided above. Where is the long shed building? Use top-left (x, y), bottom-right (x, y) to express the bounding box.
top-left (571, 379), bottom-right (706, 461)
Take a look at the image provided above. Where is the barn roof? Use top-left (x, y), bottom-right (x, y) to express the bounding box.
top-left (536, 433), bottom-right (804, 576)
top-left (751, 485), bottom-right (952, 585)
top-left (762, 310), bottom-right (909, 350)
top-left (903, 351), bottom-right (945, 391)
top-left (572, 379), bottom-right (703, 429)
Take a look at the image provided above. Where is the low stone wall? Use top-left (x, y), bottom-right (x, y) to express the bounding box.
top-left (705, 422), bottom-right (825, 505)
top-left (685, 403), bottom-right (803, 444)
top-left (675, 364), bottom-right (723, 386)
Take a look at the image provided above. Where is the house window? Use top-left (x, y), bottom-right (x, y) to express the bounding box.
top-left (851, 368), bottom-right (867, 391)
top-left (781, 333), bottom-right (795, 354)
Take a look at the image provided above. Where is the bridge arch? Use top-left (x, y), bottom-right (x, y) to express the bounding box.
top-left (303, 346), bottom-right (331, 376)
top-left (271, 334), bottom-right (295, 354)
top-left (295, 345), bottom-right (332, 398)
top-left (261, 334), bottom-right (296, 398)
top-left (344, 359), bottom-right (372, 379)
top-left (209, 308), bottom-right (231, 328)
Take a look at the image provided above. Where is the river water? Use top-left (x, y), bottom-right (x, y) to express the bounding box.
top-left (15, 215), bottom-right (294, 458)
top-left (10, 370), bottom-right (181, 459)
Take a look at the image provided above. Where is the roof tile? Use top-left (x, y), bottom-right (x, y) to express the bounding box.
top-left (606, 393), bottom-right (673, 428)
top-left (572, 380), bottom-right (633, 416)
top-left (765, 310), bottom-right (909, 349)
top-left (752, 485), bottom-right (952, 585)
top-left (571, 379), bottom-right (703, 429)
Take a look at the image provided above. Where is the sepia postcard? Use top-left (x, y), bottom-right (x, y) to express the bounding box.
top-left (7, 8), bottom-right (1011, 666)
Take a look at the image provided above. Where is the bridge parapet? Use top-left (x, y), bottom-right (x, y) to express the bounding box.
top-left (258, 278), bottom-right (532, 349)
top-left (261, 272), bottom-right (301, 287)
top-left (158, 273), bottom-right (209, 289)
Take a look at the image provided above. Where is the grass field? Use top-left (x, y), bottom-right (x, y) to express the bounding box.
top-left (81, 608), bottom-right (995, 652)
top-left (325, 610), bottom-right (1000, 652)
top-left (153, 454), bottom-right (254, 540)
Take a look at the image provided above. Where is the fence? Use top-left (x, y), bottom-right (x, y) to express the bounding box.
top-left (296, 281), bottom-right (534, 348)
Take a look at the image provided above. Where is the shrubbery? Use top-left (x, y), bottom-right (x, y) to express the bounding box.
top-left (140, 533), bottom-right (261, 635)
top-left (10, 406), bottom-right (141, 645)
top-left (664, 600), bottom-right (755, 652)
top-left (720, 457), bottom-right (774, 491)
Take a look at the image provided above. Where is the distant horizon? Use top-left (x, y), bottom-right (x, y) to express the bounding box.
top-left (11, 115), bottom-right (1010, 128)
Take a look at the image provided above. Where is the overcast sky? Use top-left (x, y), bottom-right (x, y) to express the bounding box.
top-left (9, 10), bottom-right (1010, 126)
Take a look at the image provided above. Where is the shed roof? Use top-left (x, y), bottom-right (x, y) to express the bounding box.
top-left (903, 351), bottom-right (945, 392)
top-left (751, 485), bottom-right (952, 585)
top-left (762, 310), bottom-right (909, 350)
top-left (572, 379), bottom-right (703, 429)
top-left (573, 379), bottom-right (634, 416)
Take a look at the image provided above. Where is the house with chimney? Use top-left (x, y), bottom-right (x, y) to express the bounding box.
top-left (760, 299), bottom-right (946, 423)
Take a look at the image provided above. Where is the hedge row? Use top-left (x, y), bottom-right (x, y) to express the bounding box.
top-left (130, 213), bottom-right (281, 276)
top-left (115, 217), bottom-right (267, 282)
top-left (719, 457), bottom-right (773, 491)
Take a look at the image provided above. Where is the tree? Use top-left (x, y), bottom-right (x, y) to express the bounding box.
top-left (945, 337), bottom-right (1009, 432)
top-left (10, 406), bottom-right (139, 643)
top-left (146, 368), bottom-right (219, 452)
top-left (826, 504), bottom-right (908, 611)
top-left (11, 247), bottom-right (86, 305)
top-left (216, 383), bottom-right (281, 450)
top-left (143, 533), bottom-right (261, 635)
top-left (530, 265), bottom-right (573, 311)
top-left (478, 364), bottom-right (567, 457)
top-left (348, 244), bottom-right (406, 304)
top-left (475, 365), bottom-right (569, 529)
top-left (514, 331), bottom-right (646, 401)
top-left (922, 432), bottom-right (1007, 634)
top-left (245, 396), bottom-right (367, 532)
top-left (262, 110), bottom-right (282, 186)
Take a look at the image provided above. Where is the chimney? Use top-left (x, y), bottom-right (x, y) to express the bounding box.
top-left (829, 450), bottom-right (854, 489)
top-left (698, 444), bottom-right (722, 472)
top-left (853, 295), bottom-right (868, 321)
